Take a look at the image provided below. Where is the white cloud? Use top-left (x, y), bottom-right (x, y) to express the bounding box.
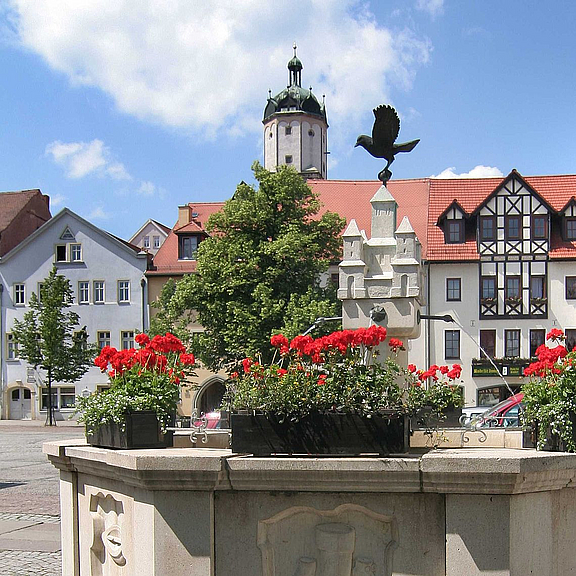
top-left (415, 0), bottom-right (444, 18)
top-left (9, 1), bottom-right (432, 156)
top-left (45, 139), bottom-right (132, 180)
top-left (49, 193), bottom-right (65, 208)
top-left (138, 181), bottom-right (155, 196)
top-left (431, 165), bottom-right (504, 179)
top-left (87, 206), bottom-right (111, 220)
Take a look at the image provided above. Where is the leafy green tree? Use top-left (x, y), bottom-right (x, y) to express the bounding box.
top-left (12, 267), bottom-right (97, 425)
top-left (155, 162), bottom-right (346, 370)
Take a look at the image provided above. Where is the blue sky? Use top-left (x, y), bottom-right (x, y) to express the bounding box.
top-left (0, 1), bottom-right (575, 239)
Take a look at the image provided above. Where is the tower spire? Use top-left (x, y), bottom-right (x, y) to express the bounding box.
top-left (288, 42), bottom-right (302, 87)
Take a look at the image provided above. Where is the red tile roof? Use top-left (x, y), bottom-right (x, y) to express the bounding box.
top-left (149, 172), bottom-right (576, 275)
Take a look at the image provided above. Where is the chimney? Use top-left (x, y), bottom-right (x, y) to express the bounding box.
top-left (177, 205), bottom-right (191, 228)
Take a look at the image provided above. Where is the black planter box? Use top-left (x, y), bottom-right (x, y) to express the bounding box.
top-left (410, 405), bottom-right (463, 430)
top-left (523, 417), bottom-right (576, 452)
top-left (86, 411), bottom-right (172, 449)
top-left (231, 412), bottom-right (409, 456)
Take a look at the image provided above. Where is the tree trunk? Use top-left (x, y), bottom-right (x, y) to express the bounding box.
top-left (46, 367), bottom-right (56, 426)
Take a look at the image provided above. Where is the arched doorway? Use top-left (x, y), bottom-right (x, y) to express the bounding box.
top-left (8, 385), bottom-right (34, 420)
top-left (194, 378), bottom-right (226, 415)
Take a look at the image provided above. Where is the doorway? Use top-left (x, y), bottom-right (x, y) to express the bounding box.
top-left (10, 387), bottom-right (32, 420)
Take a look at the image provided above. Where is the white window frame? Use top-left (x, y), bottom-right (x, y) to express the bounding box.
top-left (78, 281), bottom-right (89, 304)
top-left (118, 280), bottom-right (130, 303)
top-left (40, 386), bottom-right (76, 411)
top-left (70, 243), bottom-right (82, 262)
top-left (55, 244), bottom-right (67, 262)
top-left (97, 330), bottom-right (111, 349)
top-left (143, 236), bottom-right (150, 248)
top-left (13, 283), bottom-right (25, 306)
top-left (121, 330), bottom-right (135, 350)
top-left (93, 281), bottom-right (105, 304)
top-left (6, 333), bottom-right (18, 360)
top-left (153, 236), bottom-right (160, 249)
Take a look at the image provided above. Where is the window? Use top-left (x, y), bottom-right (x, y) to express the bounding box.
top-left (78, 281), bottom-right (89, 304)
top-left (153, 236), bottom-right (160, 249)
top-left (178, 235), bottom-right (198, 260)
top-left (566, 277), bottom-right (576, 299)
top-left (143, 236), bottom-right (150, 248)
top-left (97, 331), bottom-right (111, 349)
top-left (285, 155), bottom-right (293, 164)
top-left (530, 276), bottom-right (545, 300)
top-left (41, 386), bottom-right (76, 410)
top-left (532, 215), bottom-right (547, 239)
top-left (55, 245), bottom-right (67, 262)
top-left (285, 126), bottom-right (292, 135)
top-left (94, 281), bottom-right (105, 303)
top-left (446, 278), bottom-right (461, 301)
top-left (480, 330), bottom-right (496, 358)
top-left (479, 216), bottom-right (496, 241)
top-left (566, 218), bottom-right (576, 240)
top-left (118, 280), bottom-right (130, 303)
top-left (505, 329), bottom-right (520, 357)
top-left (505, 215), bottom-right (521, 240)
top-left (445, 330), bottom-right (460, 359)
top-left (530, 329), bottom-right (545, 357)
top-left (70, 244), bottom-right (82, 262)
top-left (505, 277), bottom-right (521, 299)
top-left (6, 333), bottom-right (18, 360)
top-left (13, 283), bottom-right (25, 306)
top-left (566, 329), bottom-right (576, 353)
top-left (481, 277), bottom-right (496, 299)
top-left (445, 220), bottom-right (464, 243)
top-left (121, 331), bottom-right (134, 350)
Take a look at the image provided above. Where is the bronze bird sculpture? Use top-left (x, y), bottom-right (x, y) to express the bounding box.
top-left (355, 104), bottom-right (420, 183)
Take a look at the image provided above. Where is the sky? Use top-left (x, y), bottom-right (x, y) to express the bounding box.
top-left (0, 0), bottom-right (575, 239)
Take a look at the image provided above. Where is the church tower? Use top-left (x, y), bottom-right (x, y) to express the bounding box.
top-left (263, 44), bottom-right (328, 179)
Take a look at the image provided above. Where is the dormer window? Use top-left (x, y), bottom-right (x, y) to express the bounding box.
top-left (178, 235), bottom-right (198, 260)
top-left (445, 220), bottom-right (464, 244)
top-left (566, 218), bottom-right (576, 240)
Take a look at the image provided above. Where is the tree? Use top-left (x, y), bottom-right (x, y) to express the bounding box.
top-left (154, 162), bottom-right (346, 370)
top-left (12, 267), bottom-right (97, 425)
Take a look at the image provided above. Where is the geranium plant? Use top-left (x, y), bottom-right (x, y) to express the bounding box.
top-left (523, 329), bottom-right (576, 451)
top-left (226, 326), bottom-right (463, 420)
top-left (75, 332), bottom-right (196, 433)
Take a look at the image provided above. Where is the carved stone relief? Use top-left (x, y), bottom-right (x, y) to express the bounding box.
top-left (258, 504), bottom-right (397, 576)
top-left (89, 492), bottom-right (127, 575)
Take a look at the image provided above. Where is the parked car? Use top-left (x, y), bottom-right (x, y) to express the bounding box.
top-left (460, 405), bottom-right (491, 425)
top-left (469, 393), bottom-right (524, 428)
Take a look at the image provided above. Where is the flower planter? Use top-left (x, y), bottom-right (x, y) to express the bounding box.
top-left (86, 411), bottom-right (173, 449)
top-left (410, 405), bottom-right (463, 430)
top-left (523, 413), bottom-right (576, 452)
top-left (231, 411), bottom-right (409, 456)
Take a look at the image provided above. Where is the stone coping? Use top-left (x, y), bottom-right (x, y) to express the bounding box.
top-left (44, 441), bottom-right (576, 495)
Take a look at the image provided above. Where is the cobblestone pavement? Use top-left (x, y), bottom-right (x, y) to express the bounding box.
top-left (0, 424), bottom-right (83, 575)
top-left (0, 549), bottom-right (61, 576)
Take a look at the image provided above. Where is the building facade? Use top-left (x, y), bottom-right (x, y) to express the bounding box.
top-left (1, 208), bottom-right (150, 420)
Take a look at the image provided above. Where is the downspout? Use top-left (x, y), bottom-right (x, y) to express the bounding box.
top-left (141, 277), bottom-right (147, 333)
top-left (0, 283), bottom-right (3, 420)
top-left (426, 261), bottom-right (431, 370)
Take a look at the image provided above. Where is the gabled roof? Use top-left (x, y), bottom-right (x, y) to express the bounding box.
top-left (0, 189), bottom-right (48, 231)
top-left (129, 218), bottom-right (171, 243)
top-left (0, 208), bottom-right (148, 263)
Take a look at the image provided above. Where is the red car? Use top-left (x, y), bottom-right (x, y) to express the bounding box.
top-left (470, 392), bottom-right (524, 428)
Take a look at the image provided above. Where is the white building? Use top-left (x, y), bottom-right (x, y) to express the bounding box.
top-left (1, 208), bottom-right (150, 420)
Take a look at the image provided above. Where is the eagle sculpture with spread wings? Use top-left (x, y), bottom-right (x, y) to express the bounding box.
top-left (354, 104), bottom-right (420, 183)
